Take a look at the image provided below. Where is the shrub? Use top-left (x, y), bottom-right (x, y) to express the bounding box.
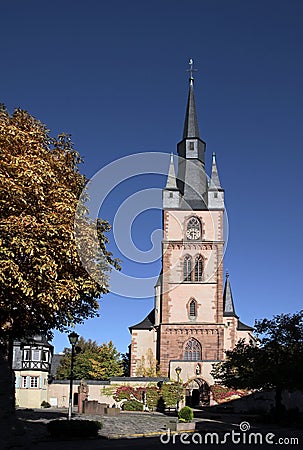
top-left (146, 386), bottom-right (160, 410)
top-left (161, 382), bottom-right (185, 408)
top-left (210, 384), bottom-right (248, 403)
top-left (178, 406), bottom-right (194, 423)
top-left (113, 385), bottom-right (136, 401)
top-left (121, 399), bottom-right (144, 411)
top-left (47, 419), bottom-right (102, 438)
top-left (41, 401), bottom-right (51, 408)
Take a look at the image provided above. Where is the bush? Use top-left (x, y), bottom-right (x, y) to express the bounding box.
top-left (41, 401), bottom-right (51, 408)
top-left (121, 399), bottom-right (144, 411)
top-left (161, 382), bottom-right (185, 408)
top-left (210, 384), bottom-right (248, 403)
top-left (47, 419), bottom-right (102, 438)
top-left (146, 386), bottom-right (160, 410)
top-left (178, 406), bottom-right (194, 423)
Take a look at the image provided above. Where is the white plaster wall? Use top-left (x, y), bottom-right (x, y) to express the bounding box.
top-left (170, 361), bottom-right (215, 386)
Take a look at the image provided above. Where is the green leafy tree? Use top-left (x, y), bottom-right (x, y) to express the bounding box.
top-left (56, 338), bottom-right (123, 380)
top-left (0, 106), bottom-right (119, 443)
top-left (212, 311), bottom-right (303, 415)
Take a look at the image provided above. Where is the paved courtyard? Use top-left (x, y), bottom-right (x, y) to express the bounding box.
top-left (4, 408), bottom-right (302, 449)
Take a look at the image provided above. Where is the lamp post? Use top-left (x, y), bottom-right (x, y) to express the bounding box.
top-left (175, 366), bottom-right (182, 412)
top-left (68, 331), bottom-right (79, 420)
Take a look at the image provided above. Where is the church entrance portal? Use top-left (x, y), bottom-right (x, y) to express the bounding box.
top-left (185, 379), bottom-right (210, 407)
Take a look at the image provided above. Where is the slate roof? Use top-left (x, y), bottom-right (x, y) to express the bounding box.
top-left (165, 154), bottom-right (178, 190)
top-left (237, 320), bottom-right (254, 331)
top-left (183, 80), bottom-right (200, 139)
top-left (209, 153), bottom-right (223, 191)
top-left (50, 353), bottom-right (63, 378)
top-left (129, 309), bottom-right (155, 330)
top-left (223, 273), bottom-right (238, 318)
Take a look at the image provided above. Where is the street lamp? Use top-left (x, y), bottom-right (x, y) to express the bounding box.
top-left (175, 366), bottom-right (182, 412)
top-left (68, 331), bottom-right (79, 420)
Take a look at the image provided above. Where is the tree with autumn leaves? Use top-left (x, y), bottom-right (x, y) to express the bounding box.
top-left (0, 106), bottom-right (119, 443)
top-left (56, 337), bottom-right (123, 380)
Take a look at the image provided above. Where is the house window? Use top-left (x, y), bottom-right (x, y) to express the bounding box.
top-left (194, 255), bottom-right (203, 282)
top-left (42, 350), bottom-right (48, 362)
top-left (184, 339), bottom-right (201, 361)
top-left (169, 192), bottom-right (173, 198)
top-left (30, 376), bottom-right (39, 388)
top-left (189, 299), bottom-right (196, 318)
top-left (189, 141), bottom-right (194, 150)
top-left (32, 349), bottom-right (40, 361)
top-left (183, 255), bottom-right (192, 281)
top-left (22, 376), bottom-right (39, 388)
top-left (23, 349), bottom-right (30, 361)
top-left (214, 192), bottom-right (218, 198)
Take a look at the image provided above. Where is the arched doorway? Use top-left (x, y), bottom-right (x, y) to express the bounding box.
top-left (185, 378), bottom-right (210, 407)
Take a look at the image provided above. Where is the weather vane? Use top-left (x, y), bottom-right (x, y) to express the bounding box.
top-left (187, 58), bottom-right (198, 81)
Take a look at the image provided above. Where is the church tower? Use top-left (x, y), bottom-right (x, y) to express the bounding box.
top-left (129, 62), bottom-right (254, 403)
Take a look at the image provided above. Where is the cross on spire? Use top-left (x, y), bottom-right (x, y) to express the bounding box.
top-left (187, 58), bottom-right (198, 83)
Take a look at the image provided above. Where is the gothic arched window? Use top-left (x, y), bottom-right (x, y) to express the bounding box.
top-left (194, 255), bottom-right (203, 282)
top-left (189, 299), bottom-right (197, 318)
top-left (183, 255), bottom-right (192, 281)
top-left (184, 338), bottom-right (201, 361)
top-left (186, 217), bottom-right (201, 241)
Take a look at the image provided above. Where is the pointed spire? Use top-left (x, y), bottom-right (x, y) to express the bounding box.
top-left (165, 153), bottom-right (178, 190)
top-left (223, 271), bottom-right (238, 317)
top-left (209, 153), bottom-right (222, 190)
top-left (183, 59), bottom-right (200, 139)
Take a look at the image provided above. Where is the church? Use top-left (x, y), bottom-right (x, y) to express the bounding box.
top-left (129, 64), bottom-right (255, 405)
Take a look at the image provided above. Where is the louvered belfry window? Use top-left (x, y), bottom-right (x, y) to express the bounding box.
top-left (183, 255), bottom-right (192, 281)
top-left (194, 255), bottom-right (203, 281)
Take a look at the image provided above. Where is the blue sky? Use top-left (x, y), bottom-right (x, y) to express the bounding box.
top-left (2, 0), bottom-right (303, 354)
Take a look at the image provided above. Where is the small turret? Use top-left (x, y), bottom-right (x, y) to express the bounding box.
top-left (208, 153), bottom-right (224, 209)
top-left (162, 153), bottom-right (181, 209)
top-left (223, 272), bottom-right (238, 318)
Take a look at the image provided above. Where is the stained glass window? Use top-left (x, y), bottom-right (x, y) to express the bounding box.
top-left (184, 339), bottom-right (201, 361)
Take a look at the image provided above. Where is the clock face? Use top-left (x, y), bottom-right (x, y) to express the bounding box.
top-left (186, 228), bottom-right (201, 240)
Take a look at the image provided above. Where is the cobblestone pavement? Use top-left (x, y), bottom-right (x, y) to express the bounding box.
top-left (95, 412), bottom-right (173, 437)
